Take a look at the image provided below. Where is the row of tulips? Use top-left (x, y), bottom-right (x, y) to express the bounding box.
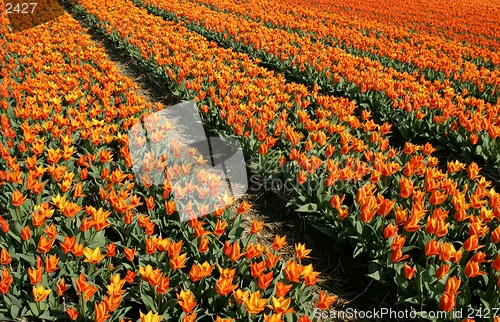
top-left (186, 0), bottom-right (500, 100)
top-left (0, 0), bottom-right (333, 321)
top-left (302, 0), bottom-right (500, 55)
top-left (134, 0), bottom-right (500, 169)
top-left (70, 0), bottom-right (500, 318)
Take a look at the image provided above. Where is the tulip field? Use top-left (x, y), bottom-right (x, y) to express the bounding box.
top-left (1, 0), bottom-right (500, 321)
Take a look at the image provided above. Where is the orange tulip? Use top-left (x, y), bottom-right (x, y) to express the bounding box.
top-left (28, 267), bottom-right (43, 285)
top-left (177, 289), bottom-right (197, 313)
top-left (424, 239), bottom-right (441, 256)
top-left (93, 301), bottom-right (110, 322)
top-left (439, 292), bottom-right (456, 313)
top-left (145, 237), bottom-right (157, 255)
top-left (139, 265), bottom-right (163, 286)
top-left (0, 268), bottom-right (13, 295)
top-left (106, 243), bottom-right (117, 257)
top-left (258, 271), bottom-right (274, 290)
top-left (265, 251), bottom-right (281, 269)
top-left (429, 189), bottom-right (447, 205)
top-left (284, 260), bottom-right (303, 283)
top-left (11, 190), bottom-right (27, 207)
top-left (237, 200), bottom-right (253, 214)
top-left (250, 261), bottom-right (266, 278)
top-left (233, 288), bottom-right (250, 304)
top-left (399, 177), bottom-right (414, 198)
top-left (216, 277), bottom-right (238, 296)
top-left (37, 235), bottom-right (54, 254)
top-left (170, 253), bottom-right (187, 270)
top-left (125, 270), bottom-right (136, 284)
top-left (383, 223), bottom-right (398, 239)
top-left (244, 290), bottom-right (268, 314)
top-left (465, 260), bottom-right (487, 278)
top-left (294, 243), bottom-right (312, 260)
top-left (463, 234), bottom-right (484, 252)
top-left (72, 242), bottom-right (84, 257)
top-left (390, 248), bottom-right (409, 263)
top-left (303, 268), bottom-right (320, 286)
top-left (124, 247), bottom-right (136, 261)
top-left (45, 254), bottom-right (59, 273)
top-left (145, 196), bottom-right (155, 210)
top-left (20, 226), bottom-right (31, 241)
top-left (316, 290), bottom-right (337, 310)
top-left (214, 219), bottom-right (228, 236)
top-left (436, 264), bottom-right (450, 279)
top-left (188, 262), bottom-right (213, 282)
top-left (250, 220), bottom-right (264, 234)
top-left (0, 248), bottom-right (11, 265)
top-left (444, 276), bottom-right (461, 294)
top-left (492, 254), bottom-right (500, 271)
top-left (198, 236), bottom-right (209, 253)
top-left (272, 235), bottom-right (287, 251)
top-left (57, 278), bottom-right (70, 296)
top-left (66, 307), bottom-right (79, 320)
top-left (403, 264), bottom-right (416, 280)
top-left (267, 296), bottom-right (295, 315)
top-left (156, 275), bottom-right (170, 294)
top-left (219, 267), bottom-right (236, 280)
top-left (44, 223), bottom-right (57, 240)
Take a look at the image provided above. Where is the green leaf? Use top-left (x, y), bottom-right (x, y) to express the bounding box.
top-left (295, 203), bottom-right (317, 213)
top-left (312, 224), bottom-right (338, 238)
top-left (9, 305), bottom-right (18, 320)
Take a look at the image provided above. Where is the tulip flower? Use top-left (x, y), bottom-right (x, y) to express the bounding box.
top-left (284, 260), bottom-right (303, 283)
top-left (272, 235), bottom-right (287, 251)
top-left (32, 285), bottom-right (51, 302)
top-left (464, 260), bottom-right (487, 278)
top-left (94, 301), bottom-right (110, 322)
top-left (439, 292), bottom-right (456, 313)
top-left (258, 271), bottom-right (274, 290)
top-left (237, 200), bottom-right (253, 214)
top-left (106, 243), bottom-right (117, 257)
top-left (294, 243), bottom-right (312, 260)
top-left (56, 278), bottom-right (70, 296)
top-left (83, 247), bottom-right (106, 265)
top-left (177, 290), bottom-right (197, 313)
top-left (250, 220), bottom-right (264, 234)
top-left (188, 262), bottom-right (213, 282)
top-left (124, 247), bottom-right (136, 261)
top-left (11, 190), bottom-right (27, 207)
top-left (28, 267), bottom-right (43, 285)
top-left (399, 177), bottom-right (414, 198)
top-left (20, 226), bottom-right (31, 241)
top-left (139, 310), bottom-right (161, 322)
top-left (170, 253), bottom-right (187, 270)
top-left (213, 219), bottom-right (228, 236)
top-left (139, 265), bottom-right (163, 286)
top-left (0, 248), bottom-right (11, 265)
top-left (156, 275), bottom-right (170, 294)
top-left (45, 254), bottom-right (59, 273)
top-left (403, 264), bottom-right (416, 280)
top-left (216, 277), bottom-right (238, 296)
top-left (244, 290), bottom-right (268, 314)
top-left (37, 235), bottom-right (54, 254)
top-left (316, 290), bottom-right (337, 310)
top-left (66, 307), bottom-right (79, 320)
top-left (436, 264), bottom-right (450, 279)
top-left (198, 236), bottom-right (209, 253)
top-left (267, 296), bottom-right (295, 315)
